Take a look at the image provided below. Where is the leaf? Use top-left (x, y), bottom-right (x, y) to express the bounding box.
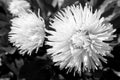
top-left (99, 0), bottom-right (120, 21)
top-left (0, 28), bottom-right (9, 36)
top-left (15, 58), bottom-right (24, 70)
top-left (89, 0), bottom-right (98, 7)
top-left (99, 0), bottom-right (117, 13)
top-left (0, 46), bottom-right (17, 54)
top-left (113, 69), bottom-right (120, 77)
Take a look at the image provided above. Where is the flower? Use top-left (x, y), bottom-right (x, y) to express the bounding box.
top-left (46, 3), bottom-right (116, 74)
top-left (8, 0), bottom-right (30, 16)
top-left (9, 10), bottom-right (45, 55)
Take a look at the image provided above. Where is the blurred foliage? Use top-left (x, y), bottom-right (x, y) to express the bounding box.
top-left (0, 0), bottom-right (120, 80)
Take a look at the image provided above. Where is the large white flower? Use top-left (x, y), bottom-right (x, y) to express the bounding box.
top-left (46, 3), bottom-right (116, 74)
top-left (8, 0), bottom-right (30, 16)
top-left (9, 10), bottom-right (45, 55)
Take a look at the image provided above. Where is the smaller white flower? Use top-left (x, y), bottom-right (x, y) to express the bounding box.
top-left (9, 10), bottom-right (45, 55)
top-left (8, 0), bottom-right (30, 16)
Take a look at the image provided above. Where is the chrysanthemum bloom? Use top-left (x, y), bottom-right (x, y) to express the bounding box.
top-left (9, 10), bottom-right (45, 55)
top-left (8, 0), bottom-right (30, 16)
top-left (46, 3), bottom-right (116, 74)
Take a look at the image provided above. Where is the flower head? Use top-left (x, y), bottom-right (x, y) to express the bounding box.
top-left (9, 10), bottom-right (45, 55)
top-left (46, 3), bottom-right (116, 74)
top-left (8, 0), bottom-right (30, 16)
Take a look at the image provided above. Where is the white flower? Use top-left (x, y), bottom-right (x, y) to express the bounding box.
top-left (9, 10), bottom-right (45, 55)
top-left (46, 3), bottom-right (116, 74)
top-left (8, 0), bottom-right (30, 16)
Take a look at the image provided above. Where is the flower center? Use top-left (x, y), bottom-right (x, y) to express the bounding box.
top-left (70, 30), bottom-right (90, 49)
